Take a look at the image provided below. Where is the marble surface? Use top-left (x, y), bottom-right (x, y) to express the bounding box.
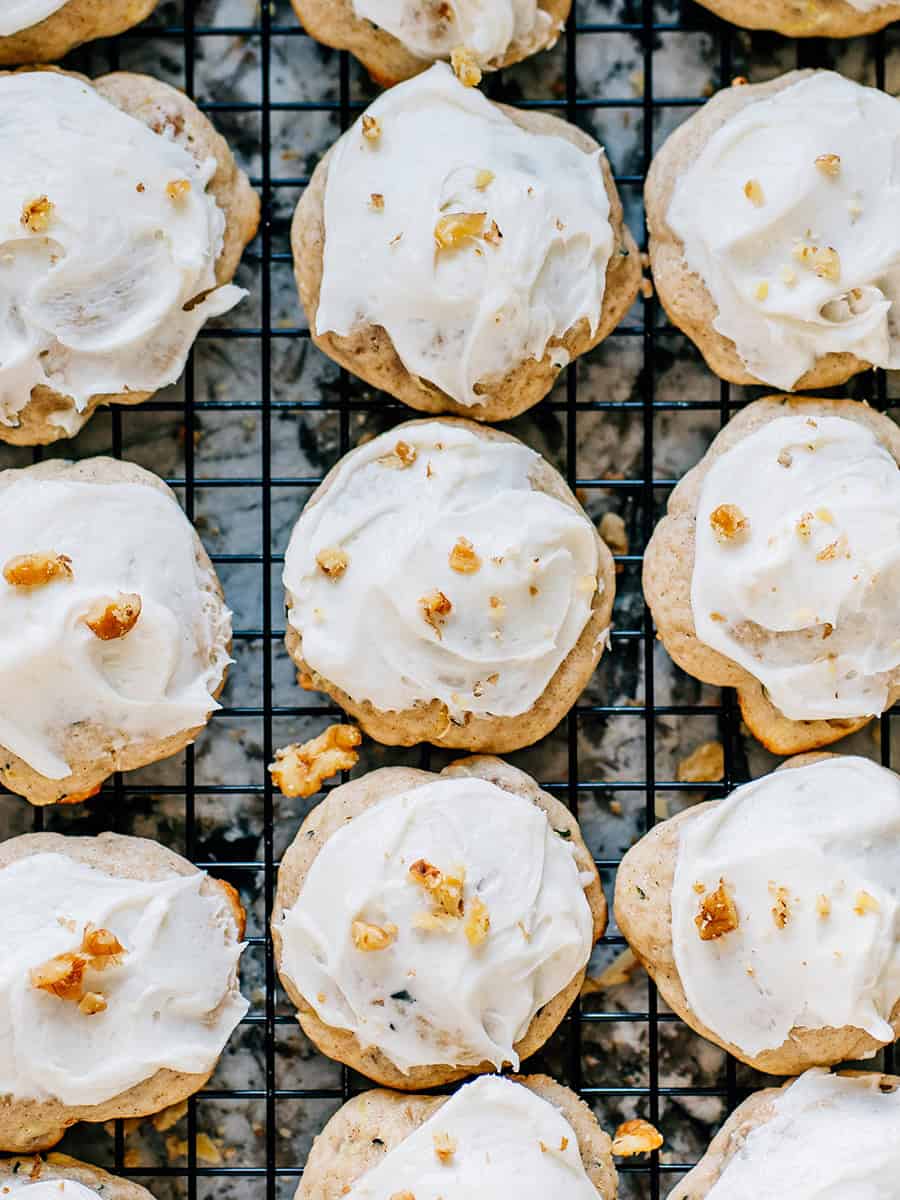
top-left (1, 1), bottom-right (899, 1197)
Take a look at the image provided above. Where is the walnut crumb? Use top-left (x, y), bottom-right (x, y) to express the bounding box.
top-left (369, 193), bottom-right (384, 210)
top-left (81, 924), bottom-right (126, 965)
top-left (166, 179), bottom-right (191, 202)
top-left (316, 546), bottom-right (349, 579)
top-left (743, 178), bottom-right (765, 207)
top-left (361, 115), bottom-right (381, 142)
top-left (709, 503), bottom-right (749, 543)
top-left (710, 611), bottom-right (726, 622)
top-left (78, 991), bottom-right (107, 1016)
top-left (83, 593), bottom-right (142, 641)
top-left (378, 440), bottom-right (417, 469)
top-left (30, 953), bottom-right (86, 1001)
top-left (483, 219), bottom-right (503, 246)
top-left (676, 741), bottom-right (724, 784)
top-left (434, 211), bottom-right (486, 250)
top-left (433, 1131), bottom-right (457, 1164)
top-left (449, 537), bottom-right (481, 574)
top-left (815, 153), bottom-right (841, 177)
top-left (781, 265), bottom-right (797, 286)
top-left (489, 595), bottom-right (505, 615)
top-left (611, 1118), bottom-right (664, 1157)
top-left (351, 920), bottom-right (397, 952)
top-left (21, 196), bottom-right (54, 233)
top-left (771, 885), bottom-right (790, 929)
top-left (269, 724), bottom-right (361, 798)
top-left (409, 859), bottom-right (465, 917)
top-left (451, 45), bottom-right (482, 87)
top-left (695, 879), bottom-right (739, 940)
top-left (3, 551), bottom-right (73, 588)
top-left (796, 512), bottom-right (814, 539)
top-left (465, 897), bottom-right (490, 947)
top-left (793, 242), bottom-right (841, 281)
top-left (475, 169), bottom-right (494, 190)
top-left (599, 511), bottom-right (628, 557)
top-left (419, 589), bottom-right (452, 638)
top-left (854, 890), bottom-right (880, 915)
top-left (816, 538), bottom-right (844, 562)
top-left (777, 448), bottom-right (793, 468)
top-left (816, 894), bottom-right (832, 918)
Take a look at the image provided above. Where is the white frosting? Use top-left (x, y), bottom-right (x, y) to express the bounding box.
top-left (0, 73), bottom-right (244, 433)
top-left (703, 1070), bottom-right (900, 1198)
top-left (282, 421), bottom-right (600, 721)
top-left (671, 757), bottom-right (900, 1058)
top-left (3, 1184), bottom-right (100, 1200)
top-left (350, 0), bottom-right (556, 64)
top-left (345, 1075), bottom-right (603, 1199)
top-left (692, 414), bottom-right (900, 722)
top-left (315, 63), bottom-right (615, 407)
top-left (0, 475), bottom-right (231, 780)
top-left (667, 73), bottom-right (900, 390)
top-left (0, 1), bottom-right (66, 34)
top-left (277, 776), bottom-right (594, 1072)
top-left (0, 851), bottom-right (248, 1107)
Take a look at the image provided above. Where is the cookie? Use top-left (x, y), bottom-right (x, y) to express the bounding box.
top-left (0, 831), bottom-right (247, 1153)
top-left (647, 70), bottom-right (900, 391)
top-left (291, 0), bottom-right (571, 85)
top-left (292, 62), bottom-right (640, 422)
top-left (296, 1073), bottom-right (617, 1199)
top-left (0, 456), bottom-right (232, 806)
top-left (670, 1069), bottom-right (900, 1199)
top-left (273, 755), bottom-right (605, 1090)
top-left (689, 0), bottom-right (900, 36)
top-left (0, 68), bottom-right (259, 445)
top-left (282, 418), bottom-right (615, 752)
top-left (643, 395), bottom-right (900, 754)
top-left (615, 754), bottom-right (900, 1075)
top-left (0, 1), bottom-right (158, 65)
top-left (0, 1154), bottom-right (154, 1200)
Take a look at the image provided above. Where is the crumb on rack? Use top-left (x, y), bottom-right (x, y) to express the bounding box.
top-left (676, 741), bottom-right (724, 784)
top-left (268, 724), bottom-right (362, 798)
top-left (611, 1118), bottom-right (664, 1157)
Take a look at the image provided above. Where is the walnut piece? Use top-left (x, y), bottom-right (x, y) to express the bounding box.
top-left (377, 440), bottom-right (417, 469)
top-left (21, 196), bottom-right (54, 233)
top-left (369, 193), bottom-right (385, 211)
top-left (409, 859), bottom-right (465, 917)
top-left (483, 220), bottom-right (503, 246)
top-left (695, 879), bottom-right (739, 941)
top-left (78, 991), bottom-right (107, 1016)
top-left (451, 45), bottom-right (482, 87)
top-left (709, 504), bottom-right (749, 543)
top-left (815, 153), bottom-right (841, 177)
top-left (793, 242), bottom-right (841, 282)
top-left (465, 897), bottom-right (490, 947)
top-left (771, 885), bottom-right (790, 929)
top-left (30, 952), bottom-right (86, 1000)
top-left (854, 890), bottom-right (880, 915)
top-left (434, 211), bottom-right (486, 250)
top-left (3, 552), bottom-right (72, 588)
top-left (419, 589), bottom-right (452, 639)
top-left (351, 919), bottom-right (397, 952)
top-left (676, 741), bottom-right (724, 784)
top-left (433, 1130), bottom-right (457, 1164)
top-left (611, 1118), bottom-right (664, 1157)
top-left (83, 593), bottom-right (142, 641)
top-left (269, 724), bottom-right (361, 799)
top-left (743, 178), bottom-right (765, 207)
top-left (449, 537), bottom-right (482, 574)
top-left (166, 179), bottom-right (191, 202)
top-left (81, 924), bottom-right (126, 966)
top-left (817, 894), bottom-right (832, 918)
top-left (361, 114), bottom-right (382, 142)
top-left (316, 546), bottom-right (349, 580)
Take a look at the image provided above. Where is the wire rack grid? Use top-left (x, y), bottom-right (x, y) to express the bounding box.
top-left (2, 2), bottom-right (898, 1199)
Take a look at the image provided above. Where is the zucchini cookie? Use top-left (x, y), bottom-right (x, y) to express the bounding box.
top-left (291, 1), bottom-right (570, 85)
top-left (273, 755), bottom-right (605, 1089)
top-left (0, 69), bottom-right (259, 445)
top-left (0, 1), bottom-right (158, 65)
top-left (297, 1073), bottom-right (617, 1199)
top-left (671, 1069), bottom-right (900, 1199)
top-left (0, 1155), bottom-right (154, 1200)
top-left (292, 62), bottom-right (640, 422)
top-left (0, 457), bottom-right (232, 806)
top-left (615, 755), bottom-right (900, 1075)
top-left (0, 831), bottom-right (248, 1153)
top-left (643, 396), bottom-right (900, 754)
top-left (282, 418), bottom-right (615, 752)
top-left (689, 0), bottom-right (900, 37)
top-left (647, 71), bottom-right (900, 391)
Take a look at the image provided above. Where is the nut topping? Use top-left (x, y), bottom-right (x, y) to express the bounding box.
top-left (166, 179), bottom-right (191, 202)
top-left (743, 178), bottom-right (765, 207)
top-left (695, 879), bottom-right (739, 940)
top-left (465, 897), bottom-right (490, 947)
top-left (433, 1131), bottom-right (457, 1164)
top-left (269, 724), bottom-right (362, 799)
top-left (854, 889), bottom-right (880, 915)
top-left (361, 115), bottom-right (381, 142)
top-left (351, 920), bottom-right (398, 952)
top-left (78, 992), bottom-right (107, 1016)
top-left (419, 589), bottom-right (452, 639)
top-left (816, 894), bottom-right (832, 918)
top-left (449, 537), bottom-right (481, 574)
top-left (369, 193), bottom-right (385, 211)
top-left (770, 884), bottom-right (790, 929)
top-left (316, 546), bottom-right (349, 579)
top-left (83, 593), bottom-right (142, 641)
top-left (611, 1118), bottom-right (664, 1157)
top-left (81, 924), bottom-right (126, 965)
top-left (709, 504), bottom-right (749, 543)
top-left (21, 196), bottom-right (54, 233)
top-left (815, 153), bottom-right (841, 177)
top-left (3, 552), bottom-right (72, 588)
top-left (377, 440), bottom-right (417, 469)
top-left (29, 953), bottom-right (86, 1000)
top-left (434, 211), bottom-right (486, 250)
top-left (451, 45), bottom-right (482, 87)
top-left (793, 242), bottom-right (841, 282)
top-left (409, 859), bottom-right (465, 917)
top-left (483, 220), bottom-right (503, 246)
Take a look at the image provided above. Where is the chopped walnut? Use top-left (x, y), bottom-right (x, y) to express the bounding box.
top-left (78, 992), bottom-right (107, 1016)
top-left (465, 897), bottom-right (490, 947)
top-left (817, 894), bottom-right (832, 918)
top-left (269, 724), bottom-right (362, 798)
top-left (83, 593), bottom-right (142, 641)
top-left (797, 512), bottom-right (814, 539)
top-left (451, 45), bottom-right (482, 87)
top-left (369, 193), bottom-right (385, 211)
top-left (409, 859), bottom-right (466, 917)
top-left (771, 885), bottom-right (790, 929)
top-left (695, 879), bottom-right (739, 941)
top-left (361, 115), bottom-right (381, 142)
top-left (483, 220), bottom-right (503, 246)
top-left (21, 196), bottom-right (54, 233)
top-left (166, 179), bottom-right (191, 202)
top-left (854, 890), bottom-right (880, 915)
top-left (434, 211), bottom-right (486, 250)
top-left (351, 919), bottom-right (397, 952)
top-left (433, 1131), bottom-right (457, 1164)
top-left (793, 242), bottom-right (841, 282)
top-left (777, 448), bottom-right (793, 468)
top-left (449, 537), bottom-right (481, 574)
top-left (419, 589), bottom-right (452, 639)
top-left (3, 552), bottom-right (72, 588)
top-left (378, 440), bottom-right (417, 469)
top-left (816, 537), bottom-right (847, 562)
top-left (316, 546), bottom-right (349, 579)
top-left (743, 178), bottom-right (765, 207)
top-left (709, 504), bottom-right (749, 543)
top-left (611, 1118), bottom-right (664, 1157)
top-left (475, 169), bottom-right (494, 190)
top-left (30, 953), bottom-right (86, 1001)
top-left (676, 741), bottom-right (724, 784)
top-left (815, 153), bottom-right (841, 177)
top-left (81, 924), bottom-right (126, 965)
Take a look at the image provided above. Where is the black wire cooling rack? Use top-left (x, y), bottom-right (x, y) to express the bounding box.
top-left (2, 2), bottom-right (898, 1198)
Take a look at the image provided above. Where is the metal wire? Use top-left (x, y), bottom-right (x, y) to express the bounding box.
top-left (2, 2), bottom-right (897, 1198)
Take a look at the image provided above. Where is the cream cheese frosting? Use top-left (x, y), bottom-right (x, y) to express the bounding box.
top-left (3, 1184), bottom-right (102, 1200)
top-left (671, 756), bottom-right (900, 1058)
top-left (282, 421), bottom-right (601, 721)
top-left (314, 62), bottom-right (615, 407)
top-left (277, 776), bottom-right (594, 1072)
top-left (0, 72), bottom-right (244, 433)
top-left (0, 1), bottom-right (66, 34)
top-left (350, 1), bottom-right (557, 65)
top-left (667, 73), bottom-right (900, 390)
top-left (0, 475), bottom-right (231, 780)
top-left (344, 1075), bottom-right (603, 1199)
top-left (692, 413), bottom-right (900, 722)
top-left (0, 851), bottom-right (247, 1107)
top-left (703, 1070), bottom-right (900, 1198)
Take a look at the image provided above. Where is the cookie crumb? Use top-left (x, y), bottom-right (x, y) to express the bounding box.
top-left (269, 724), bottom-right (362, 798)
top-left (611, 1118), bottom-right (663, 1157)
top-left (695, 879), bottom-right (739, 940)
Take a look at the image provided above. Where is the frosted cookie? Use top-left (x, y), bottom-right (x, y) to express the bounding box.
top-left (0, 457), bottom-right (232, 806)
top-left (0, 831), bottom-right (247, 1153)
top-left (273, 755), bottom-right (605, 1089)
top-left (616, 755), bottom-right (900, 1075)
top-left (643, 396), bottom-right (900, 754)
top-left (291, 1), bottom-right (570, 85)
top-left (292, 62), bottom-right (640, 422)
top-left (0, 69), bottom-right (259, 446)
top-left (690, 0), bottom-right (900, 36)
top-left (0, 1), bottom-right (158, 65)
top-left (297, 1073), bottom-right (617, 1199)
top-left (670, 1069), bottom-right (900, 1199)
top-left (647, 71), bottom-right (900, 391)
top-left (282, 419), bottom-right (614, 752)
top-left (0, 1156), bottom-right (154, 1200)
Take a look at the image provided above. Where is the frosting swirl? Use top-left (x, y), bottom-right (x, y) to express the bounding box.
top-left (344, 1075), bottom-right (603, 1199)
top-left (701, 1070), bottom-right (900, 1198)
top-left (277, 776), bottom-right (594, 1071)
top-left (0, 1), bottom-right (66, 34)
top-left (667, 73), bottom-right (900, 390)
top-left (283, 421), bottom-right (601, 720)
top-left (0, 472), bottom-right (231, 780)
top-left (315, 63), bottom-right (615, 407)
top-left (350, 0), bottom-right (557, 64)
top-left (0, 72), bottom-right (244, 434)
top-left (0, 851), bottom-right (247, 1107)
top-left (692, 414), bottom-right (900, 721)
top-left (672, 756), bottom-right (900, 1058)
